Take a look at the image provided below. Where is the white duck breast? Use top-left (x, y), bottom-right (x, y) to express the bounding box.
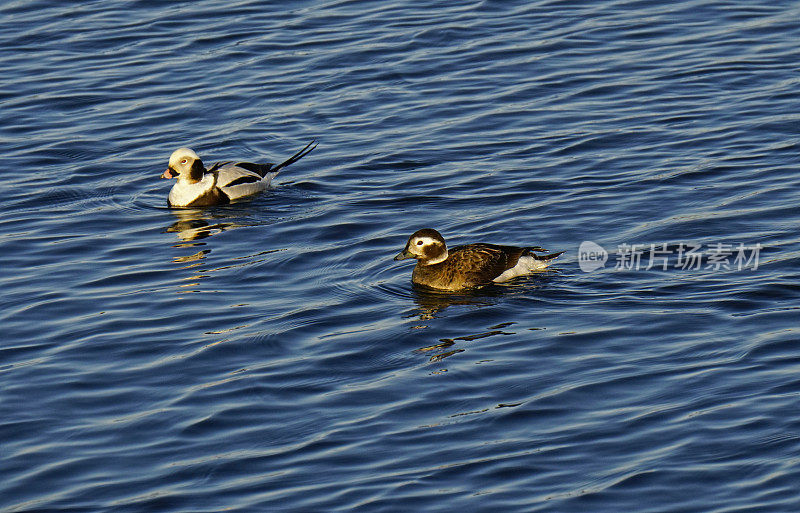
top-left (167, 173), bottom-right (218, 208)
top-left (161, 141), bottom-right (316, 208)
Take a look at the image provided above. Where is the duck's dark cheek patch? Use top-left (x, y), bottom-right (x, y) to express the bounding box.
top-left (423, 244), bottom-right (442, 259)
top-left (224, 176), bottom-right (261, 187)
top-left (189, 159), bottom-right (206, 181)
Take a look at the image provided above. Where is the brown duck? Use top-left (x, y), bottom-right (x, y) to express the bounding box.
top-left (394, 228), bottom-right (563, 291)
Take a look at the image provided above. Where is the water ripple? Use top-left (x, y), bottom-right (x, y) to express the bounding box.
top-left (2, 1), bottom-right (799, 512)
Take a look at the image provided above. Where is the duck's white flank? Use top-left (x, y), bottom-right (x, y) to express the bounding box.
top-left (492, 255), bottom-right (552, 282)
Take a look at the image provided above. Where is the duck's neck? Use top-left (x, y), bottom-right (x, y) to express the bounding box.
top-left (420, 250), bottom-right (448, 265)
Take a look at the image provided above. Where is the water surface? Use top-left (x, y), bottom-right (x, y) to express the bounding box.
top-left (2, 1), bottom-right (799, 511)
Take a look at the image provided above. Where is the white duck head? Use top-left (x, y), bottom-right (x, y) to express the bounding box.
top-left (162, 147), bottom-right (205, 183)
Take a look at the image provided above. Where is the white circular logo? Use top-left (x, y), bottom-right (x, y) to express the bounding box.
top-left (578, 241), bottom-right (608, 272)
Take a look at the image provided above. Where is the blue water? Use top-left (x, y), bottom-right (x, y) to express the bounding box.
top-left (2, 1), bottom-right (800, 511)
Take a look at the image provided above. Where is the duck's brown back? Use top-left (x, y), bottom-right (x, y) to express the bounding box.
top-left (411, 244), bottom-right (531, 290)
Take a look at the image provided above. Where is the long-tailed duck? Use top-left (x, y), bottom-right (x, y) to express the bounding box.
top-left (394, 228), bottom-right (563, 291)
top-left (161, 141), bottom-right (316, 207)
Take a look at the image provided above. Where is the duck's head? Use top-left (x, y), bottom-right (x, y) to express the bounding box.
top-left (394, 228), bottom-right (448, 265)
top-left (162, 147), bottom-right (205, 183)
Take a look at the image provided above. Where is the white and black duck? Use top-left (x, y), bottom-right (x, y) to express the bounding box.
top-left (394, 228), bottom-right (563, 291)
top-left (161, 141), bottom-right (316, 207)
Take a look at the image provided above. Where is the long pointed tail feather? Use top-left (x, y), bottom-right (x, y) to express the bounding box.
top-left (534, 251), bottom-right (564, 261)
top-left (271, 140), bottom-right (317, 174)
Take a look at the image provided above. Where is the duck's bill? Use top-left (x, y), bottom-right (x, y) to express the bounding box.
top-left (394, 249), bottom-right (413, 261)
top-left (161, 168), bottom-right (174, 179)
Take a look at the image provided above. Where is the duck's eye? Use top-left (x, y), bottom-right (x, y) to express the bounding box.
top-left (180, 159), bottom-right (188, 165)
top-left (416, 240), bottom-right (423, 246)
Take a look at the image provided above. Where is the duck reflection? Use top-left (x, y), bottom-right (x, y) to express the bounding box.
top-left (409, 285), bottom-right (496, 320)
top-left (408, 271), bottom-right (556, 320)
top-left (164, 209), bottom-right (284, 295)
top-left (414, 320), bottom-right (521, 365)
top-left (408, 276), bottom-right (555, 367)
top-left (165, 208), bottom-right (240, 246)
top-left (164, 209), bottom-right (246, 292)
